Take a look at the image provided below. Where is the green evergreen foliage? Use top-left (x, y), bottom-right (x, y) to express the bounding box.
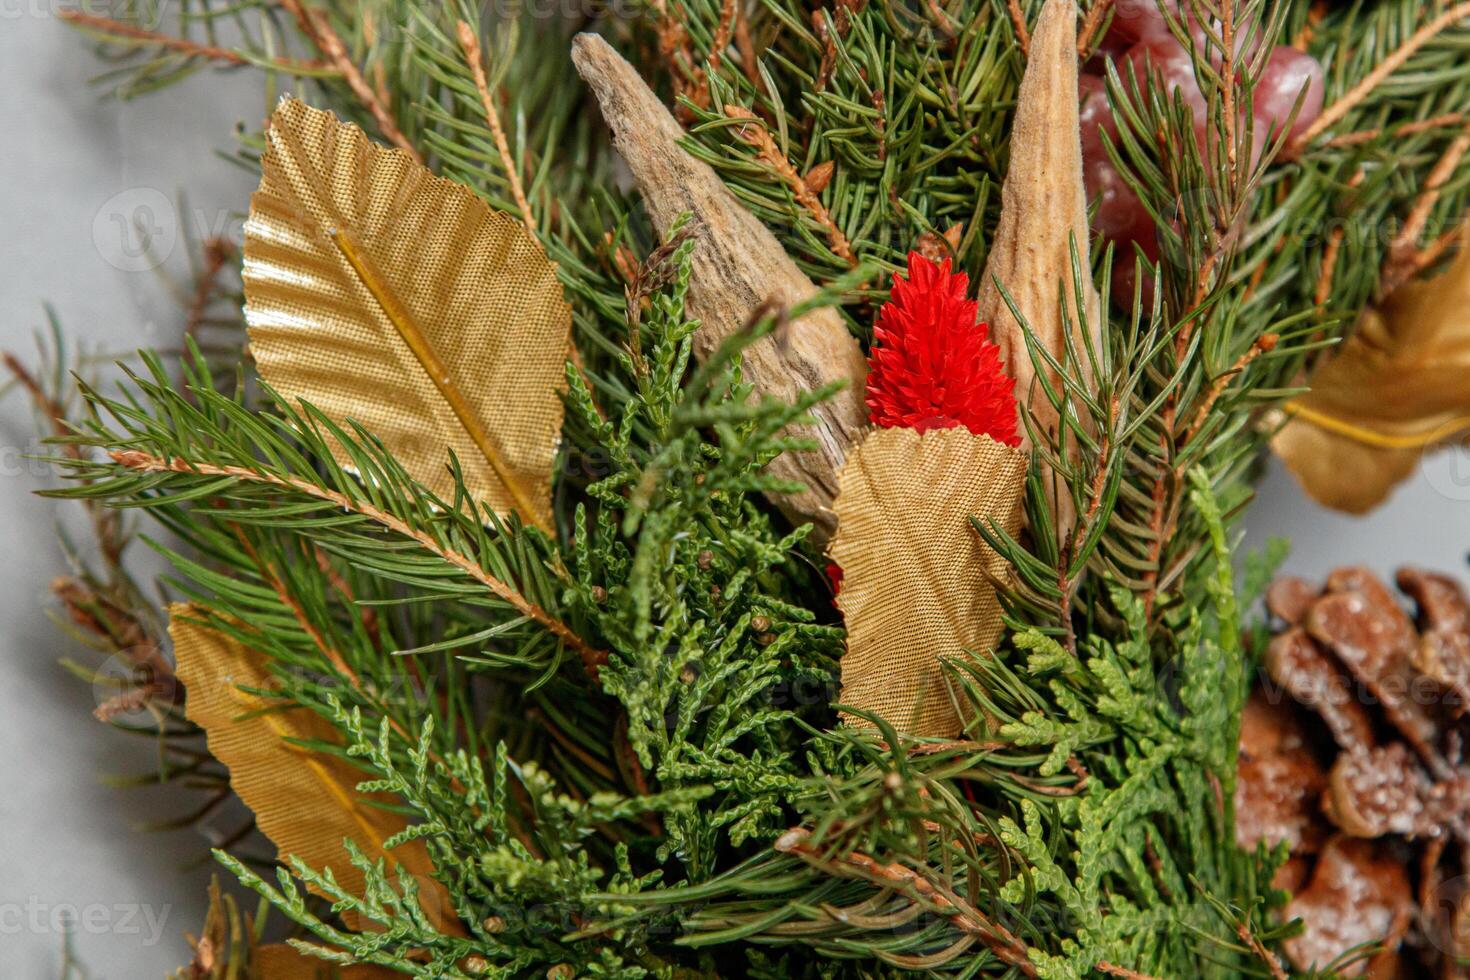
top-left (20, 0), bottom-right (1470, 975)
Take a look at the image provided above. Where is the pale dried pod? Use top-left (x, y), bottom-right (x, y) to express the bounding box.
top-left (572, 34), bottom-right (869, 544)
top-left (975, 0), bottom-right (1103, 533)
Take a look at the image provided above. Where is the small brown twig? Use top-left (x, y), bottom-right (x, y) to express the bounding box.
top-left (1236, 923), bottom-right (1289, 980)
top-left (775, 828), bottom-right (1037, 976)
top-left (183, 238), bottom-right (234, 347)
top-left (274, 0), bottom-right (421, 163)
top-left (1322, 112), bottom-right (1467, 150)
top-left (1313, 168), bottom-right (1365, 307)
top-left (1288, 2), bottom-right (1470, 157)
top-left (725, 104), bottom-right (858, 266)
top-left (1381, 122), bottom-right (1470, 295)
top-left (1006, 0), bottom-right (1031, 56)
top-left (1077, 0), bottom-right (1115, 57)
top-left (109, 449), bottom-right (606, 675)
top-left (456, 22), bottom-right (536, 236)
top-left (733, 2), bottom-right (765, 94)
top-left (1097, 963), bottom-right (1164, 980)
top-left (59, 9), bottom-right (327, 72)
top-left (1181, 334), bottom-right (1278, 446)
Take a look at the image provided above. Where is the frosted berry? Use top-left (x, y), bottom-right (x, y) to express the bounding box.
top-left (1255, 46), bottom-right (1326, 144)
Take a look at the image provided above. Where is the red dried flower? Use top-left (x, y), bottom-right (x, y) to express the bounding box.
top-left (865, 252), bottom-right (1019, 445)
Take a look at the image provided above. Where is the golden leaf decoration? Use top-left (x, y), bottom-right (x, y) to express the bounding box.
top-left (254, 945), bottom-right (400, 978)
top-left (170, 604), bottom-right (462, 936)
top-left (243, 98), bottom-right (569, 532)
top-left (1271, 241), bottom-right (1470, 513)
top-left (830, 428), bottom-right (1029, 737)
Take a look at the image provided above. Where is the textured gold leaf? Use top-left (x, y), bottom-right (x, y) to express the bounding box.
top-left (830, 428), bottom-right (1029, 737)
top-left (1272, 242), bottom-right (1470, 513)
top-left (254, 945), bottom-right (399, 979)
top-left (243, 98), bottom-right (569, 532)
top-left (170, 605), bottom-right (461, 936)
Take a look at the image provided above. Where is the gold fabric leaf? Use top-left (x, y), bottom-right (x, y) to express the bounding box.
top-left (170, 604), bottom-right (461, 936)
top-left (243, 98), bottom-right (569, 532)
top-left (254, 945), bottom-right (399, 979)
top-left (1272, 242), bottom-right (1470, 513)
top-left (830, 428), bottom-right (1029, 737)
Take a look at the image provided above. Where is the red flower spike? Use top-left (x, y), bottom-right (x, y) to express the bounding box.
top-left (865, 252), bottom-right (1020, 446)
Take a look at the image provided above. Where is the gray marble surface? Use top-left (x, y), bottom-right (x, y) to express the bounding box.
top-left (3, 8), bottom-right (1469, 977)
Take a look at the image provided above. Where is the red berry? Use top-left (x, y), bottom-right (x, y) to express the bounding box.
top-left (1112, 0), bottom-right (1173, 42)
top-left (1079, 74), bottom-right (1119, 162)
top-left (1086, 157), bottom-right (1152, 245)
top-left (1256, 46), bottom-right (1325, 143)
top-left (1123, 37), bottom-right (1207, 131)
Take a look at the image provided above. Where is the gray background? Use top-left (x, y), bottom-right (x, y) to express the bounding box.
top-left (3, 8), bottom-right (1470, 977)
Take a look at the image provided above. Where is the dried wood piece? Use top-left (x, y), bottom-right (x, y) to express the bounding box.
top-left (1265, 627), bottom-right (1377, 753)
top-left (974, 0), bottom-right (1102, 528)
top-left (1282, 836), bottom-right (1413, 976)
top-left (571, 33), bottom-right (870, 542)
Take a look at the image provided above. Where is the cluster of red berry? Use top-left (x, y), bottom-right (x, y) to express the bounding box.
top-left (1080, 0), bottom-right (1325, 301)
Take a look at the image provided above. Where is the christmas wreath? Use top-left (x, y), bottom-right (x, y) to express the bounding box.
top-left (17, 0), bottom-right (1470, 975)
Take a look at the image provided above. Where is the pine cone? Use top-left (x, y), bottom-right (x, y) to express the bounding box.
top-left (1239, 566), bottom-right (1470, 977)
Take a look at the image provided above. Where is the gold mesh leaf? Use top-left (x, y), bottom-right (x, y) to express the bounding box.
top-left (830, 427), bottom-right (1028, 737)
top-left (170, 605), bottom-right (461, 936)
top-left (1271, 241), bottom-right (1470, 513)
top-left (254, 945), bottom-right (399, 978)
top-left (243, 98), bottom-right (569, 532)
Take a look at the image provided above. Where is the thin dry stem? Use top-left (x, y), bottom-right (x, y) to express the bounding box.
top-left (60, 9), bottom-right (327, 71)
top-left (1382, 121), bottom-right (1470, 294)
top-left (725, 105), bottom-right (857, 265)
top-left (1006, 0), bottom-right (1031, 56)
top-left (1097, 964), bottom-right (1165, 980)
top-left (1077, 0), bottom-right (1115, 55)
top-left (1236, 923), bottom-right (1289, 980)
top-left (456, 21), bottom-right (536, 236)
top-left (1181, 333), bottom-right (1278, 446)
top-left (109, 449), bottom-right (605, 674)
top-left (1289, 2), bottom-right (1470, 156)
top-left (1323, 112), bottom-right (1467, 150)
top-left (275, 0), bottom-right (421, 163)
top-left (1314, 167), bottom-right (1365, 306)
top-left (775, 828), bottom-right (1037, 976)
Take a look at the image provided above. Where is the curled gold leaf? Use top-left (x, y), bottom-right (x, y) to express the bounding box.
top-left (170, 605), bottom-right (462, 936)
top-left (1271, 240), bottom-right (1470, 513)
top-left (830, 428), bottom-right (1028, 737)
top-left (243, 98), bottom-right (569, 532)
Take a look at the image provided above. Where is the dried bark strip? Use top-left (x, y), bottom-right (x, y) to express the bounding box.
top-left (572, 34), bottom-right (869, 542)
top-left (974, 0), bottom-right (1102, 533)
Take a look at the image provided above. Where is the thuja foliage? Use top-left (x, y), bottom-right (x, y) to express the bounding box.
top-left (24, 0), bottom-right (1470, 975)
